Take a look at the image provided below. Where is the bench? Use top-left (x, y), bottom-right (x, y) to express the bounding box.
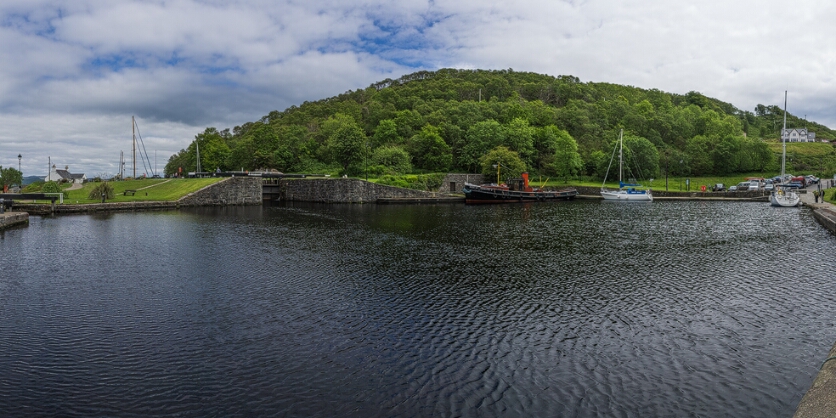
top-left (124, 190), bottom-right (136, 196)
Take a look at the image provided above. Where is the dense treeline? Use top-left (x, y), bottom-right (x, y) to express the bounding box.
top-left (165, 68), bottom-right (836, 180)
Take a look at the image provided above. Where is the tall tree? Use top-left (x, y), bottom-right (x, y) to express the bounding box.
top-left (552, 131), bottom-right (583, 181)
top-left (460, 119), bottom-right (505, 172)
top-left (409, 125), bottom-right (452, 172)
top-left (479, 146), bottom-right (526, 182)
top-left (504, 117), bottom-right (536, 166)
top-left (323, 114), bottom-right (367, 174)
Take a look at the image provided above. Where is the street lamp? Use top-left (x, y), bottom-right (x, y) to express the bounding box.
top-left (17, 154), bottom-right (21, 188)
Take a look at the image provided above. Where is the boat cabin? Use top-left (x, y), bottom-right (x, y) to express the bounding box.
top-left (506, 172), bottom-right (534, 192)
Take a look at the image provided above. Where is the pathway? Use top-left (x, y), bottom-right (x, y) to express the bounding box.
top-left (136, 179), bottom-right (172, 191)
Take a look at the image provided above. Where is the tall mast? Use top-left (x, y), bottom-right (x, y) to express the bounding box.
top-left (781, 91), bottom-right (787, 178)
top-left (618, 129), bottom-right (623, 183)
top-left (132, 116), bottom-right (136, 178)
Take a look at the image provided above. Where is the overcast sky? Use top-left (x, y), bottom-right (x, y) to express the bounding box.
top-left (2, 0), bottom-right (835, 177)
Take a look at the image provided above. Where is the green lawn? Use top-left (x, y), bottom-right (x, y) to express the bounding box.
top-left (58, 178), bottom-right (223, 204)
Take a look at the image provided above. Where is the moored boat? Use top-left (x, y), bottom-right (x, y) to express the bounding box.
top-left (600, 129), bottom-right (653, 202)
top-left (770, 91), bottom-right (800, 208)
top-left (463, 172), bottom-right (577, 204)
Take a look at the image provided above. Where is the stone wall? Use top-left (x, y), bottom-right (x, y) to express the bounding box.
top-left (812, 208), bottom-right (836, 234)
top-left (282, 178), bottom-right (453, 203)
top-left (437, 174), bottom-right (486, 193)
top-left (179, 176), bottom-right (261, 206)
top-left (0, 212), bottom-right (29, 230)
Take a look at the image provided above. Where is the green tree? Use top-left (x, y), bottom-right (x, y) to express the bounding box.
top-left (622, 133), bottom-right (660, 180)
top-left (503, 117), bottom-right (536, 166)
top-left (372, 119), bottom-right (401, 147)
top-left (684, 135), bottom-right (714, 176)
top-left (460, 119), bottom-right (505, 172)
top-left (271, 124), bottom-right (310, 172)
top-left (552, 131), bottom-right (583, 180)
top-left (711, 135), bottom-right (741, 175)
top-left (409, 125), bottom-right (452, 172)
top-left (372, 145), bottom-right (412, 174)
top-left (323, 113), bottom-right (367, 174)
top-left (167, 127), bottom-right (232, 173)
top-left (479, 146), bottom-right (526, 182)
top-left (0, 166), bottom-right (22, 191)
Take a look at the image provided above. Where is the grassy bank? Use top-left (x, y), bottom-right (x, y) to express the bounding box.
top-left (51, 178), bottom-right (223, 204)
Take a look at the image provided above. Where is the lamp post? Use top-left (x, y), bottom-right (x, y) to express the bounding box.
top-left (17, 154), bottom-right (22, 188)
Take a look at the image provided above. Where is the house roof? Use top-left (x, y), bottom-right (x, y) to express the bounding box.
top-left (55, 169), bottom-right (73, 180)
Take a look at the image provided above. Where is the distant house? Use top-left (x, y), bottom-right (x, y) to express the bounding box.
top-left (44, 165), bottom-right (86, 184)
top-left (781, 128), bottom-right (816, 143)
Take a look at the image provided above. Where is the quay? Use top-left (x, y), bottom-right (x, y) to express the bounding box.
top-left (794, 187), bottom-right (836, 417)
top-left (0, 211), bottom-right (29, 230)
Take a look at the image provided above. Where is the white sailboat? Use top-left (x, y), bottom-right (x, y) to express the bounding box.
top-left (770, 91), bottom-right (801, 208)
top-left (601, 129), bottom-right (653, 202)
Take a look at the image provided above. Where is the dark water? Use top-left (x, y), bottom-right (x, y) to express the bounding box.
top-left (1, 201), bottom-right (835, 417)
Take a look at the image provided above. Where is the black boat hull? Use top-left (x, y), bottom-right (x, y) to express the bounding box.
top-left (463, 184), bottom-right (578, 204)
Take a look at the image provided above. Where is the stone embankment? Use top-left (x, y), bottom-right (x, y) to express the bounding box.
top-left (282, 177), bottom-right (461, 203)
top-left (795, 341), bottom-right (836, 417)
top-left (0, 211), bottom-right (29, 230)
top-left (793, 189), bottom-right (836, 417)
top-left (16, 177), bottom-right (261, 215)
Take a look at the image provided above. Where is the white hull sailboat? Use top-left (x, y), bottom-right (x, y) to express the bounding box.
top-left (770, 91), bottom-right (800, 208)
top-left (601, 129), bottom-right (653, 202)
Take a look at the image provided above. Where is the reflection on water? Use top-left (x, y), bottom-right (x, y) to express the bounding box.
top-left (1, 201), bottom-right (836, 417)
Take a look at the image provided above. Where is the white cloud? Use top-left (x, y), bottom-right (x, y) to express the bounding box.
top-left (2, 0), bottom-right (836, 176)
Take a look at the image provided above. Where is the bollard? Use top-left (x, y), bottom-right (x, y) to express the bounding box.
top-left (0, 198), bottom-right (4, 214)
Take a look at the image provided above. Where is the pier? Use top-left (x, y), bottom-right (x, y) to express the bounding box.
top-left (0, 211), bottom-right (29, 230)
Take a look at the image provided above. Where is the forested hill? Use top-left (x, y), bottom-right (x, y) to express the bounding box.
top-left (165, 68), bottom-right (836, 179)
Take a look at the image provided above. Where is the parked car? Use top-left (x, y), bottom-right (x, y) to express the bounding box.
top-left (735, 182), bottom-right (749, 191)
top-left (713, 183), bottom-right (725, 192)
top-left (764, 182), bottom-right (774, 192)
top-left (729, 185), bottom-right (738, 192)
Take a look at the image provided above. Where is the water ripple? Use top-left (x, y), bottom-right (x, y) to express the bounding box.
top-left (1, 202), bottom-right (836, 416)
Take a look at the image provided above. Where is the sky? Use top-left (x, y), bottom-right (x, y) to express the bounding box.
top-left (2, 0), bottom-right (836, 178)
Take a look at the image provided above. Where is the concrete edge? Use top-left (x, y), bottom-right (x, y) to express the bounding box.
top-left (0, 211), bottom-right (29, 230)
top-left (794, 341), bottom-right (836, 417)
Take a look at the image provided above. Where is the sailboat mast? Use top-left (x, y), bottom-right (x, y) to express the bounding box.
top-left (132, 116), bottom-right (136, 178)
top-left (618, 129), bottom-right (623, 184)
top-left (781, 91), bottom-right (787, 179)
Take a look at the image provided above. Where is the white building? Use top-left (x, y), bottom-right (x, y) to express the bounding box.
top-left (781, 128), bottom-right (816, 143)
top-left (44, 165), bottom-right (86, 184)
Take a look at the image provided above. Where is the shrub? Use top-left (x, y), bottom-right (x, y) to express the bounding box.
top-left (41, 181), bottom-right (61, 194)
top-left (88, 182), bottom-right (115, 201)
top-left (377, 173), bottom-right (445, 191)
